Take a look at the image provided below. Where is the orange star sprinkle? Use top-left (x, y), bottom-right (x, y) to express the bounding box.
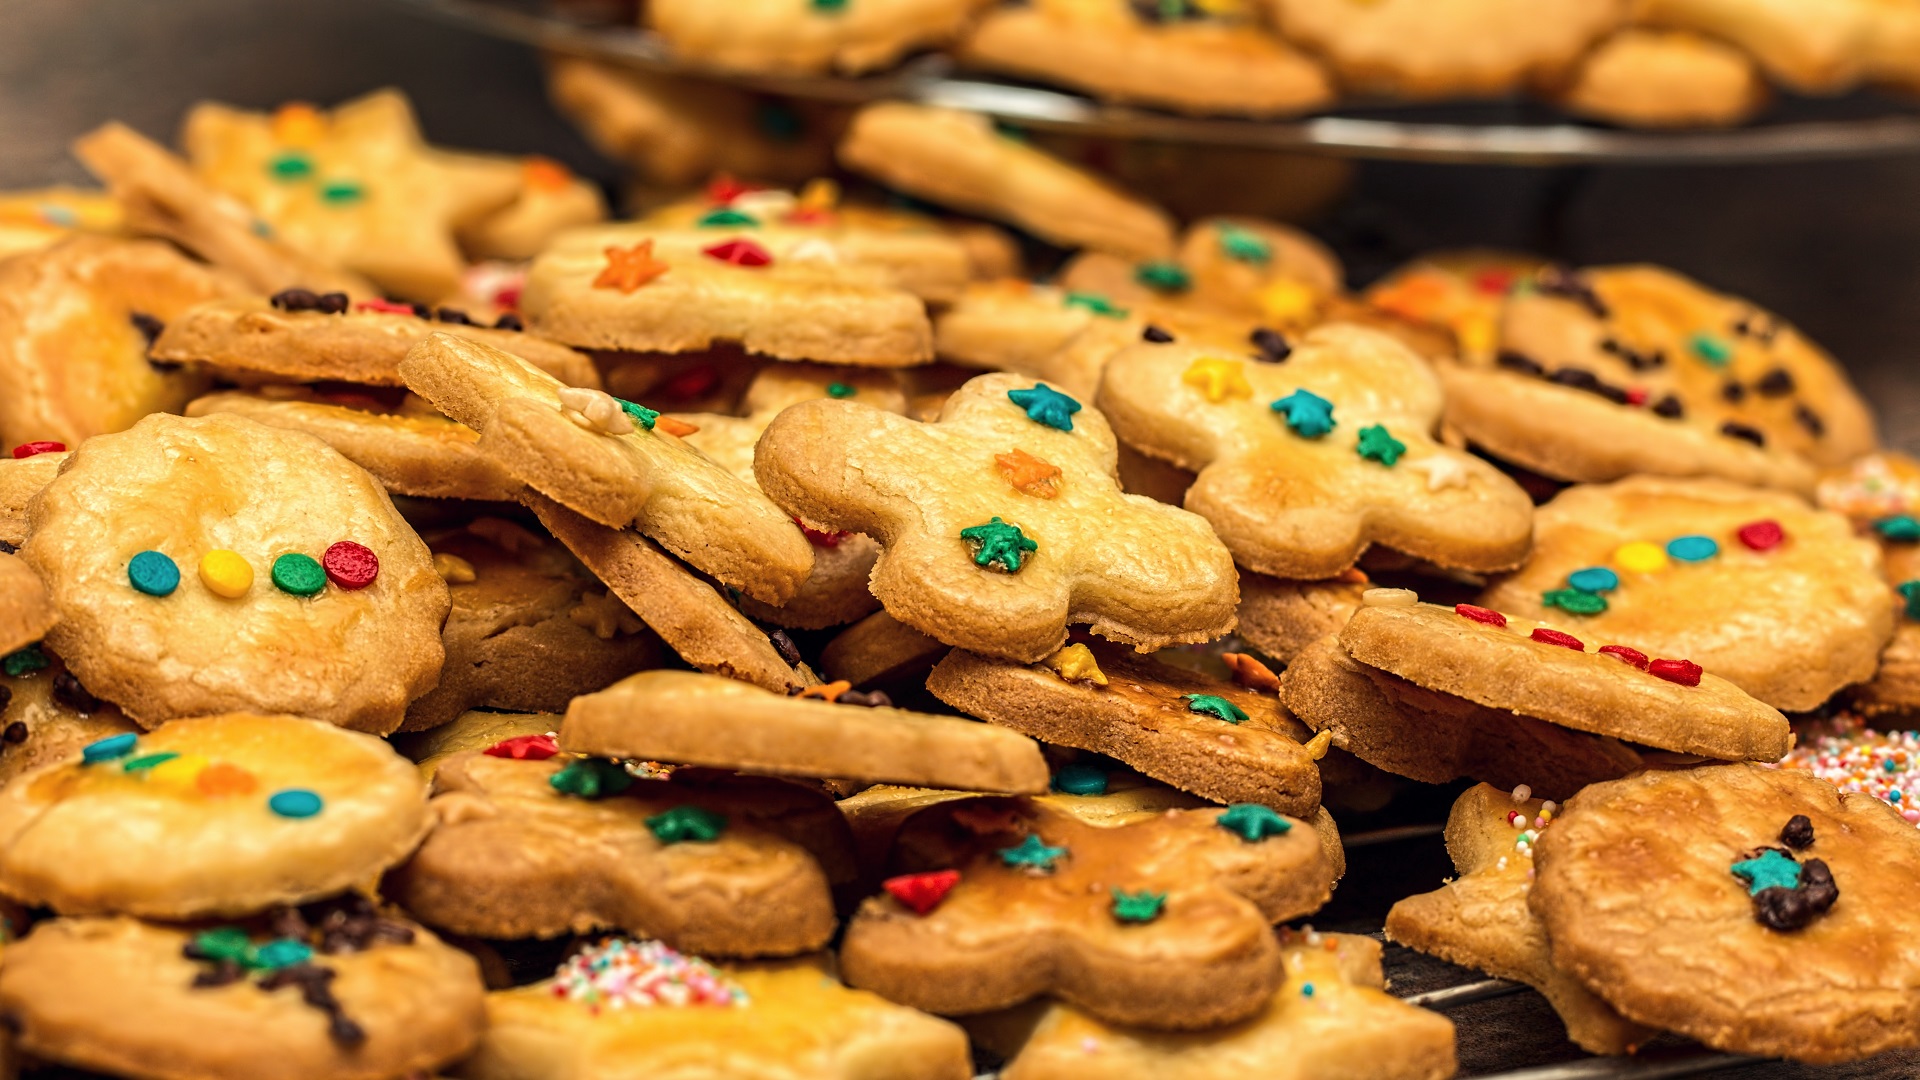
top-left (654, 416), bottom-right (700, 437)
top-left (996, 449), bottom-right (1062, 499)
top-left (593, 241), bottom-right (670, 293)
top-left (797, 680), bottom-right (852, 701)
top-left (1221, 652), bottom-right (1281, 693)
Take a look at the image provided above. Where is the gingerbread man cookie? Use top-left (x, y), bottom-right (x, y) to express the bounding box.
top-left (753, 371), bottom-right (1240, 663)
top-left (648, 0), bottom-right (983, 74)
top-left (1057, 216), bottom-right (1346, 327)
top-left (1097, 325), bottom-right (1534, 579)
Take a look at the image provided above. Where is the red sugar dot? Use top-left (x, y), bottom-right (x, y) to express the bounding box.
top-left (321, 541), bottom-right (380, 590)
top-left (1625, 387), bottom-right (1649, 406)
top-left (1649, 658), bottom-right (1704, 687)
top-left (1737, 520), bottom-right (1785, 551)
top-left (702, 239), bottom-right (773, 267)
top-left (1597, 644), bottom-right (1650, 670)
top-left (1455, 603), bottom-right (1508, 628)
top-left (883, 869), bottom-right (960, 915)
top-left (1531, 627), bottom-right (1585, 651)
top-left (11, 441), bottom-right (64, 459)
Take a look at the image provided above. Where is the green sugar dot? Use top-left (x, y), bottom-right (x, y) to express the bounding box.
top-left (268, 153), bottom-right (313, 181)
top-left (319, 179), bottom-right (364, 204)
top-left (1135, 261), bottom-right (1191, 293)
top-left (271, 553), bottom-right (326, 596)
top-left (1542, 588), bottom-right (1608, 615)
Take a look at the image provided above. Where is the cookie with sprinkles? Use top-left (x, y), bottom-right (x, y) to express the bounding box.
top-left (648, 0), bottom-right (981, 74)
top-left (390, 708), bottom-right (558, 782)
top-left (0, 553), bottom-right (55, 656)
top-left (1363, 249), bottom-right (1546, 364)
top-left (0, 445), bottom-right (67, 548)
top-left (1531, 762), bottom-right (1920, 1063)
top-left (1816, 450), bottom-right (1920, 715)
top-left (1443, 264), bottom-right (1877, 493)
top-left (0, 647), bottom-right (139, 791)
top-left (0, 912), bottom-right (483, 1080)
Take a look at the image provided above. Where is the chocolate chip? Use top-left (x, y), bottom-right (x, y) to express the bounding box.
top-left (1497, 351), bottom-right (1545, 377)
top-left (1534, 267), bottom-right (1609, 319)
top-left (3, 722), bottom-right (25, 745)
top-left (1141, 324), bottom-right (1174, 344)
top-left (1780, 814), bottom-right (1814, 849)
top-left (1796, 404), bottom-right (1825, 438)
top-left (192, 959), bottom-right (246, 988)
top-left (270, 906), bottom-right (311, 943)
top-left (0, 689), bottom-right (10, 716)
top-left (315, 292), bottom-right (349, 315)
top-left (1721, 421), bottom-right (1766, 447)
top-left (1721, 381), bottom-right (1747, 404)
top-left (1250, 327), bottom-right (1291, 362)
top-left (258, 963), bottom-right (366, 1046)
top-left (1651, 394), bottom-right (1684, 419)
top-left (768, 628), bottom-right (803, 668)
top-left (434, 307), bottom-right (473, 325)
top-left (493, 313), bottom-right (524, 332)
top-left (51, 672), bottom-right (100, 715)
top-left (836, 689), bottom-right (893, 708)
top-left (0, 539), bottom-right (14, 555)
top-left (1756, 368), bottom-right (1795, 397)
top-left (269, 288), bottom-right (320, 312)
top-left (1753, 858), bottom-right (1839, 932)
top-left (129, 312), bottom-right (164, 345)
top-left (1548, 367), bottom-right (1629, 404)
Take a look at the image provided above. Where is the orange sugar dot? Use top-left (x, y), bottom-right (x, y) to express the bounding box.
top-left (196, 762), bottom-right (258, 797)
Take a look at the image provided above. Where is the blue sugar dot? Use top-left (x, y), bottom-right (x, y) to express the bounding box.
top-left (1567, 567), bottom-right (1619, 594)
top-left (128, 550), bottom-right (180, 597)
top-left (268, 788), bottom-right (324, 819)
top-left (1666, 535), bottom-right (1719, 563)
top-left (81, 732), bottom-right (138, 765)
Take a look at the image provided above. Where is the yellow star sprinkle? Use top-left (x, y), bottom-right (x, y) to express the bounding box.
top-left (1182, 357), bottom-right (1253, 404)
top-left (1613, 541), bottom-right (1669, 574)
top-left (1043, 643), bottom-right (1107, 686)
top-left (1257, 279), bottom-right (1319, 325)
top-left (1302, 730), bottom-right (1332, 761)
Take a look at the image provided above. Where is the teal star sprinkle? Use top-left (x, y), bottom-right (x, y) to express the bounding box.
top-left (961, 517), bottom-right (1038, 573)
top-left (1217, 224), bottom-right (1271, 265)
top-left (1731, 848), bottom-right (1801, 895)
top-left (1217, 803), bottom-right (1292, 842)
top-left (1008, 384), bottom-right (1082, 431)
top-left (1356, 424), bottom-right (1406, 466)
top-left (1876, 515), bottom-right (1920, 543)
top-left (1052, 764), bottom-right (1109, 796)
top-left (1111, 888), bottom-right (1167, 924)
top-left (998, 833), bottom-right (1067, 872)
top-left (1899, 580), bottom-right (1920, 620)
top-left (1184, 693), bottom-right (1247, 724)
top-left (1271, 389), bottom-right (1335, 438)
top-left (548, 758), bottom-right (634, 800)
top-left (618, 399), bottom-right (659, 430)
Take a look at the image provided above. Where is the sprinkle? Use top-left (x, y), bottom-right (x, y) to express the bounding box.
top-left (82, 732), bottom-right (138, 765)
top-left (1355, 424), bottom-right (1405, 466)
top-left (1053, 764), bottom-right (1109, 796)
top-left (594, 241), bottom-right (670, 291)
top-left (1135, 261), bottom-right (1190, 292)
top-left (1597, 644), bottom-right (1650, 670)
top-left (271, 553), bottom-right (327, 597)
top-left (10, 441), bottom-right (64, 459)
top-left (1043, 643), bottom-right (1106, 686)
top-left (1781, 716), bottom-right (1920, 825)
top-left (1542, 588), bottom-right (1606, 615)
top-left (1184, 693), bottom-right (1248, 724)
top-left (268, 152), bottom-right (313, 180)
top-left (128, 550), bottom-right (181, 597)
top-left (1221, 652), bottom-right (1282, 691)
top-left (196, 762), bottom-right (258, 796)
top-left (558, 386), bottom-right (636, 435)
top-left (1731, 848), bottom-right (1800, 894)
top-left (1258, 280), bottom-right (1316, 324)
top-left (2, 646), bottom-right (48, 677)
top-left (1738, 520), bottom-right (1786, 551)
top-left (1649, 658), bottom-right (1703, 686)
top-left (1613, 541), bottom-right (1669, 574)
top-left (268, 789), bottom-right (324, 818)
top-left (254, 938), bottom-right (315, 969)
top-left (1271, 389), bottom-right (1335, 438)
top-left (1531, 628), bottom-right (1584, 650)
top-left (1218, 803), bottom-right (1291, 841)
top-left (996, 449), bottom-right (1062, 499)
top-left (354, 298), bottom-right (417, 316)
top-left (1302, 983), bottom-right (1316, 998)
top-left (198, 550), bottom-right (254, 598)
top-left (647, 805), bottom-right (727, 844)
top-left (319, 180), bottom-right (364, 204)
top-left (143, 754), bottom-right (207, 790)
top-left (1511, 785), bottom-right (1532, 803)
top-left (1567, 567), bottom-right (1619, 593)
top-left (826, 382), bottom-right (856, 399)
top-left (1302, 730), bottom-right (1332, 760)
top-left (523, 156), bottom-right (573, 190)
top-left (271, 103), bottom-right (324, 144)
top-left (549, 758), bottom-right (635, 799)
top-left (484, 734), bottom-right (559, 760)
top-left (550, 939), bottom-right (746, 1010)
top-left (122, 751), bottom-right (180, 773)
top-left (999, 833), bottom-right (1067, 871)
top-left (961, 517), bottom-right (1037, 573)
top-left (1455, 603), bottom-right (1507, 628)
top-left (796, 680), bottom-right (853, 701)
top-left (1216, 224), bottom-right (1271, 265)
top-left (1182, 357), bottom-right (1252, 403)
top-left (1876, 516), bottom-right (1920, 543)
top-left (433, 553), bottom-right (476, 584)
top-left (883, 869), bottom-right (961, 914)
top-left (618, 399), bottom-right (660, 431)
top-left (322, 541), bottom-right (379, 590)
top-left (705, 175), bottom-right (756, 205)
top-left (1007, 384), bottom-right (1081, 431)
top-left (697, 208), bottom-right (758, 227)
top-left (1690, 332), bottom-right (1734, 366)
top-left (1111, 888), bottom-right (1167, 924)
top-left (1666, 535), bottom-right (1719, 562)
top-left (1407, 456), bottom-right (1473, 491)
top-left (702, 239), bottom-right (773, 267)
top-left (1899, 581), bottom-right (1920, 620)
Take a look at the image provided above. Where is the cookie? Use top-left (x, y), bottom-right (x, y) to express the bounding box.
top-left (1817, 451), bottom-right (1920, 713)
top-left (0, 910), bottom-right (483, 1080)
top-left (1478, 475), bottom-right (1894, 711)
top-left (1553, 29), bottom-right (1769, 128)
top-left (563, 669), bottom-right (1048, 793)
top-left (0, 649), bottom-right (142, 790)
top-left (926, 638), bottom-right (1324, 813)
top-left (399, 518), bottom-right (662, 733)
top-left (840, 795), bottom-right (1335, 1029)
top-left (153, 294), bottom-right (600, 388)
top-left (392, 708), bottom-right (557, 781)
top-left (838, 103), bottom-right (1176, 260)
top-left (1263, 0), bottom-right (1625, 97)
top-left (400, 332), bottom-right (813, 605)
top-left (648, 0), bottom-right (980, 73)
top-left (0, 713), bottom-right (428, 918)
top-left (71, 120), bottom-right (373, 299)
top-left (1635, 0), bottom-right (1873, 91)
top-left (960, 0), bottom-right (1333, 117)
top-left (454, 156), bottom-right (607, 263)
top-left (1235, 573), bottom-right (1368, 663)
top-left (1864, 0), bottom-right (1920, 91)
top-left (971, 930), bottom-right (1456, 1080)
top-left (0, 448), bottom-right (67, 547)
top-left (820, 610), bottom-right (950, 688)
top-left (0, 235), bottom-right (243, 448)
top-left (1385, 783), bottom-right (1656, 1055)
top-left (1363, 251), bottom-right (1545, 364)
top-left (1057, 216), bottom-right (1346, 327)
top-left (1445, 264), bottom-right (1877, 492)
top-left (1531, 762), bottom-right (1920, 1062)
top-left (753, 371), bottom-right (1240, 663)
top-left (0, 185), bottom-right (121, 260)
top-left (0, 555), bottom-right (54, 657)
top-left (385, 747), bottom-right (843, 956)
top-left (22, 412), bottom-right (449, 733)
top-left (1097, 326), bottom-right (1535, 578)
top-left (456, 943), bottom-right (971, 1080)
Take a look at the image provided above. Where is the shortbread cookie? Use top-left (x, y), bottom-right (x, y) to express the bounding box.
top-left (1478, 475), bottom-right (1894, 711)
top-left (1098, 326), bottom-right (1534, 578)
top-left (1058, 217), bottom-right (1345, 325)
top-left (0, 236), bottom-right (243, 448)
top-left (0, 911), bottom-right (483, 1080)
top-left (385, 748), bottom-right (842, 956)
top-left (457, 943), bottom-right (970, 1080)
top-left (1816, 451), bottom-right (1920, 713)
top-left (1235, 573), bottom-right (1369, 663)
top-left (185, 386), bottom-right (525, 503)
top-left (1554, 29), bottom-right (1768, 128)
top-left (0, 649), bottom-right (142, 790)
top-left (841, 795), bottom-right (1334, 1029)
top-left (401, 332), bottom-right (813, 604)
top-left (393, 709), bottom-right (556, 780)
top-left (1532, 763), bottom-right (1920, 1063)
top-left (455, 155), bottom-right (607, 262)
top-left (1364, 251), bottom-right (1544, 363)
top-left (0, 448), bottom-right (66, 547)
top-left (974, 930), bottom-right (1456, 1080)
top-left (154, 294), bottom-right (600, 388)
top-left (961, 0), bottom-right (1332, 116)
top-left (184, 90), bottom-right (523, 301)
top-left (0, 713), bottom-right (428, 917)
top-left (754, 371), bottom-right (1240, 663)
top-left (0, 555), bottom-right (54, 656)
top-left (1265, 0), bottom-right (1625, 97)
top-left (1446, 264), bottom-right (1876, 492)
top-left (648, 0), bottom-right (982, 74)
top-left (839, 103), bottom-right (1176, 260)
top-left (400, 518), bottom-right (661, 733)
top-left (820, 610), bottom-right (950, 688)
top-left (24, 412), bottom-right (448, 732)
top-left (1386, 783), bottom-right (1656, 1056)
top-left (926, 639), bottom-right (1323, 813)
top-left (0, 185), bottom-right (121, 260)
top-left (564, 670), bottom-right (1047, 794)
top-left (1635, 0), bottom-right (1874, 91)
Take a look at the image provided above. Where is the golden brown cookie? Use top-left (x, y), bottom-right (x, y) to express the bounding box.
top-left (0, 185), bottom-right (121, 261)
top-left (1815, 451), bottom-right (1920, 713)
top-left (1234, 572), bottom-right (1369, 663)
top-left (1553, 29), bottom-right (1769, 128)
top-left (0, 555), bottom-right (54, 657)
top-left (0, 649), bottom-right (143, 791)
top-left (0, 449), bottom-right (67, 547)
top-left (819, 609), bottom-right (950, 688)
top-left (1363, 251), bottom-right (1545, 364)
top-left (648, 0), bottom-right (984, 73)
top-left (1634, 0), bottom-right (1874, 91)
top-left (455, 155), bottom-right (607, 263)
top-left (1057, 216), bottom-right (1345, 327)
top-left (392, 708), bottom-right (556, 781)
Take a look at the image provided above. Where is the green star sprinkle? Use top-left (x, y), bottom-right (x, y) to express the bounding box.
top-left (1356, 424), bottom-right (1406, 466)
top-left (319, 179), bottom-right (364, 204)
top-left (1542, 588), bottom-right (1608, 615)
top-left (268, 152), bottom-right (313, 181)
top-left (1218, 803), bottom-right (1292, 842)
top-left (826, 382), bottom-right (856, 399)
top-left (618, 399), bottom-right (659, 430)
top-left (1111, 888), bottom-right (1167, 924)
top-left (647, 804), bottom-right (728, 844)
top-left (1899, 580), bottom-right (1920, 620)
top-left (1876, 515), bottom-right (1920, 543)
top-left (1184, 693), bottom-right (1247, 724)
top-left (961, 517), bottom-right (1038, 573)
top-left (1134, 261), bottom-right (1191, 293)
top-left (187, 927), bottom-right (253, 965)
top-left (548, 758), bottom-right (634, 800)
top-left (698, 208), bottom-right (759, 227)
top-left (1217, 224), bottom-right (1271, 265)
top-left (998, 833), bottom-right (1067, 872)
top-left (1731, 848), bottom-right (1801, 895)
top-left (1008, 384), bottom-right (1082, 431)
top-left (1690, 332), bottom-right (1733, 367)
top-left (1064, 291), bottom-right (1129, 319)
top-left (1271, 389), bottom-right (1335, 438)
top-left (2, 645), bottom-right (48, 678)
top-left (1052, 764), bottom-right (1109, 796)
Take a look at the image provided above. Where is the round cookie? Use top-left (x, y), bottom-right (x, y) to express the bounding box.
top-left (1553, 29), bottom-right (1769, 129)
top-left (0, 713), bottom-right (429, 918)
top-left (0, 553), bottom-right (55, 656)
top-left (21, 411), bottom-right (449, 733)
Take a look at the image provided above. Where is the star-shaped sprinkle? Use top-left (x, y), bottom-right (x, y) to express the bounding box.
top-left (1182, 357), bottom-right (1253, 403)
top-left (1731, 848), bottom-right (1801, 895)
top-left (998, 833), bottom-right (1068, 872)
top-left (593, 241), bottom-right (670, 293)
top-left (1007, 384), bottom-right (1082, 432)
top-left (1356, 424), bottom-right (1406, 466)
top-left (1877, 515), bottom-right (1920, 543)
top-left (1217, 803), bottom-right (1292, 842)
top-left (1111, 888), bottom-right (1168, 924)
top-left (549, 758), bottom-right (635, 800)
top-left (1217, 224), bottom-right (1271, 265)
top-left (1271, 389), bottom-right (1335, 438)
top-left (961, 517), bottom-right (1038, 573)
top-left (1184, 693), bottom-right (1248, 724)
top-left (1043, 643), bottom-right (1107, 685)
top-left (1135, 261), bottom-right (1191, 292)
top-left (1407, 455), bottom-right (1472, 491)
top-left (883, 869), bottom-right (960, 915)
top-left (996, 449), bottom-right (1063, 499)
top-left (1052, 764), bottom-right (1109, 795)
top-left (646, 804), bottom-right (729, 844)
top-left (1900, 580), bottom-right (1920, 620)
top-left (698, 208), bottom-right (759, 227)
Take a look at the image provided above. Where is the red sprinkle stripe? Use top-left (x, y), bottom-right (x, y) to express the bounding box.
top-left (11, 441), bottom-right (64, 459)
top-left (1455, 603), bottom-right (1507, 628)
top-left (484, 734), bottom-right (559, 760)
top-left (1597, 644), bottom-right (1650, 670)
top-left (355, 298), bottom-right (418, 316)
top-left (704, 174), bottom-right (757, 205)
top-left (1649, 658), bottom-right (1703, 686)
top-left (884, 869), bottom-right (960, 915)
top-left (1531, 627), bottom-right (1585, 650)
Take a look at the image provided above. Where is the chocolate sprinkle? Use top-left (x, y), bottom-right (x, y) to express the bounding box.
top-left (1547, 367), bottom-right (1629, 405)
top-left (1497, 351), bottom-right (1545, 377)
top-left (1141, 324), bottom-right (1174, 344)
top-left (836, 689), bottom-right (894, 708)
top-left (1721, 421), bottom-right (1767, 447)
top-left (51, 672), bottom-right (100, 715)
top-left (1756, 368), bottom-right (1796, 397)
top-left (1250, 327), bottom-right (1291, 362)
top-left (1650, 394), bottom-right (1685, 419)
top-left (315, 292), bottom-right (349, 315)
top-left (1780, 814), bottom-right (1814, 850)
top-left (3, 722), bottom-right (25, 744)
top-left (1721, 381), bottom-right (1747, 404)
top-left (269, 288), bottom-right (319, 312)
top-left (192, 959), bottom-right (246, 988)
top-left (1534, 267), bottom-right (1609, 319)
top-left (768, 628), bottom-right (803, 669)
top-left (0, 539), bottom-right (14, 555)
top-left (1796, 404), bottom-right (1826, 438)
top-left (493, 313), bottom-right (524, 332)
top-left (258, 963), bottom-right (365, 1046)
top-left (1753, 857), bottom-right (1839, 932)
top-left (434, 307), bottom-right (473, 325)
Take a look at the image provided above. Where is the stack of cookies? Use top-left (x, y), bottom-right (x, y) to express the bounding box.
top-left (0, 85), bottom-right (1917, 1079)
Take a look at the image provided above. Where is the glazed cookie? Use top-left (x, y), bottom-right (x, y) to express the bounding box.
top-left (972, 930), bottom-right (1456, 1080)
top-left (838, 103), bottom-right (1176, 260)
top-left (1097, 326), bottom-right (1535, 578)
top-left (840, 795), bottom-right (1335, 1029)
top-left (0, 447), bottom-right (67, 547)
top-left (1364, 251), bottom-right (1545, 364)
top-left (0, 235), bottom-right (243, 448)
top-left (1264, 0), bottom-right (1625, 97)
top-left (753, 371), bottom-right (1240, 663)
top-left (153, 294), bottom-right (600, 388)
top-left (0, 649), bottom-right (143, 790)
top-left (1553, 29), bottom-right (1768, 128)
top-left (0, 910), bottom-right (483, 1080)
top-left (1478, 475), bottom-right (1894, 711)
top-left (1235, 572), bottom-right (1369, 663)
top-left (1531, 763), bottom-right (1920, 1063)
top-left (0, 555), bottom-right (54, 656)
top-left (1386, 783), bottom-right (1656, 1056)
top-left (22, 412), bottom-right (449, 732)
top-left (455, 155), bottom-right (607, 263)
top-left (925, 639), bottom-right (1324, 813)
top-left (183, 90), bottom-right (522, 301)
top-left (457, 943), bottom-right (971, 1080)
top-left (1447, 264), bottom-right (1877, 492)
top-left (648, 0), bottom-right (983, 74)
top-left (0, 714), bottom-right (428, 917)
top-left (960, 0), bottom-right (1333, 117)
top-left (1635, 0), bottom-right (1874, 91)
top-left (385, 747), bottom-right (844, 956)
top-left (563, 670), bottom-right (1048, 794)
top-left (1816, 451), bottom-right (1920, 713)
top-left (400, 332), bottom-right (813, 604)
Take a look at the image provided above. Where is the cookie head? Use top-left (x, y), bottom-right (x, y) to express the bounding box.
top-left (21, 412), bottom-right (449, 733)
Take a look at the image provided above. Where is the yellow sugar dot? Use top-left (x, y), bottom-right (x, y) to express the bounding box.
top-left (1257, 279), bottom-right (1318, 325)
top-left (145, 754), bottom-right (211, 793)
top-left (1181, 356), bottom-right (1252, 404)
top-left (1042, 643), bottom-right (1107, 686)
top-left (198, 550), bottom-right (254, 598)
top-left (1613, 541), bottom-right (1668, 574)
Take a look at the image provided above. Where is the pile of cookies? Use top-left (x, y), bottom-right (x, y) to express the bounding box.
top-left (0, 85), bottom-right (1918, 1079)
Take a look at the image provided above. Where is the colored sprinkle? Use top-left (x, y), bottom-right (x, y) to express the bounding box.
top-left (1063, 292), bottom-right (1128, 318)
top-left (1567, 567), bottom-right (1619, 593)
top-left (1053, 764), bottom-right (1109, 796)
top-left (702, 239), bottom-right (773, 267)
top-left (594, 241), bottom-right (670, 292)
top-left (618, 399), bottom-right (660, 431)
top-left (1271, 389), bottom-right (1335, 438)
top-left (883, 869), bottom-right (960, 915)
top-left (1899, 580), bottom-right (1920, 620)
top-left (1738, 520), bottom-right (1787, 551)
top-left (1217, 224), bottom-right (1271, 265)
top-left (1184, 693), bottom-right (1248, 724)
top-left (484, 734), bottom-right (559, 760)
top-left (1182, 356), bottom-right (1252, 403)
top-left (811, 0), bottom-right (848, 10)
top-left (961, 517), bottom-right (1037, 573)
top-left (1613, 541), bottom-right (1668, 574)
top-left (1355, 424), bottom-right (1405, 466)
top-left (268, 152), bottom-right (313, 180)
top-left (1530, 627), bottom-right (1584, 651)
top-left (826, 382), bottom-right (856, 399)
top-left (1649, 658), bottom-right (1703, 686)
top-left (10, 441), bottom-right (64, 458)
top-left (1731, 848), bottom-right (1800, 894)
top-left (322, 541), bottom-right (380, 590)
top-left (1302, 983), bottom-right (1316, 998)
top-left (1111, 888), bottom-right (1167, 924)
top-left (1877, 516), bottom-right (1920, 543)
top-left (998, 833), bottom-right (1067, 871)
top-left (1597, 644), bottom-right (1650, 670)
top-left (82, 732), bottom-right (138, 765)
top-left (1218, 803), bottom-right (1291, 842)
top-left (995, 448), bottom-right (1062, 499)
top-left (1455, 603), bottom-right (1507, 628)
top-left (196, 762), bottom-right (258, 796)
top-left (268, 789), bottom-right (324, 818)
top-left (1690, 333), bottom-right (1733, 366)
top-left (1666, 535), bottom-right (1719, 563)
top-left (1135, 261), bottom-right (1191, 292)
top-left (697, 208), bottom-right (758, 227)
top-left (271, 553), bottom-right (327, 597)
top-left (254, 938), bottom-right (315, 969)
top-left (550, 758), bottom-right (634, 800)
top-left (1043, 643), bottom-right (1107, 686)
top-left (646, 805), bottom-right (727, 844)
top-left (2, 646), bottom-right (48, 677)
top-left (198, 550), bottom-right (254, 598)
top-left (121, 751), bottom-right (180, 773)
top-left (128, 550), bottom-right (180, 597)
top-left (319, 179), bottom-right (364, 204)
top-left (1778, 714), bottom-right (1920, 826)
top-left (1007, 384), bottom-right (1082, 431)
top-left (550, 938), bottom-right (746, 1010)
top-left (1543, 588), bottom-right (1607, 615)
